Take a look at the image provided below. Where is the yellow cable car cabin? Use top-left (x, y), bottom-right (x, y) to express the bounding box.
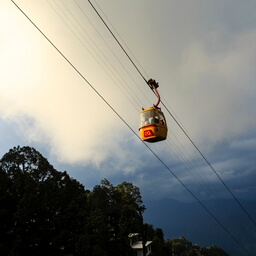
top-left (139, 106), bottom-right (168, 142)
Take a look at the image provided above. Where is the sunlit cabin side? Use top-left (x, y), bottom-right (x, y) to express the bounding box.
top-left (139, 107), bottom-right (168, 142)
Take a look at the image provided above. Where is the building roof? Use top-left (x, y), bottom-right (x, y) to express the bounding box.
top-left (131, 241), bottom-right (152, 250)
top-left (128, 233), bottom-right (139, 238)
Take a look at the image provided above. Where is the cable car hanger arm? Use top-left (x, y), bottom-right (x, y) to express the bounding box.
top-left (148, 78), bottom-right (160, 107)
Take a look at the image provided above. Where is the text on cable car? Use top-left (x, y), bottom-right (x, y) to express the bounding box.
top-left (144, 130), bottom-right (153, 137)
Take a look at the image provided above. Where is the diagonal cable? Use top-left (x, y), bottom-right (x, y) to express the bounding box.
top-left (87, 0), bottom-right (256, 229)
top-left (11, 1), bottom-right (253, 255)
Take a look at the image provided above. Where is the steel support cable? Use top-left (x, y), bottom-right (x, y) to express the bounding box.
top-left (59, 0), bottom-right (145, 108)
top-left (88, 0), bottom-right (224, 209)
top-left (47, 0), bottom-right (143, 110)
top-left (161, 100), bottom-right (256, 229)
top-left (87, 0), bottom-right (256, 228)
top-left (92, 0), bottom-right (150, 80)
top-left (75, 0), bottom-right (152, 107)
top-left (11, 2), bottom-right (252, 255)
top-left (165, 136), bottom-right (256, 245)
top-left (164, 138), bottom-right (221, 202)
top-left (88, 0), bottom-right (148, 85)
top-left (85, 0), bottom-right (225, 208)
top-left (87, 0), bottom-right (231, 209)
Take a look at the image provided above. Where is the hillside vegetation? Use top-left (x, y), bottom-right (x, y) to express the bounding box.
top-left (0, 146), bottom-right (229, 256)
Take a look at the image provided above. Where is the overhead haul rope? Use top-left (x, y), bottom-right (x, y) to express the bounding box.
top-left (47, 0), bottom-right (144, 110)
top-left (55, 0), bottom-right (223, 210)
top-left (73, 0), bottom-right (152, 106)
top-left (87, 0), bottom-right (256, 229)
top-left (88, 0), bottom-right (148, 85)
top-left (71, 0), bottom-right (234, 225)
top-left (11, 2), bottom-right (252, 255)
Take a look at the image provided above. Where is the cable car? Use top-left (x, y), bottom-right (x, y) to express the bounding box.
top-left (139, 79), bottom-right (168, 142)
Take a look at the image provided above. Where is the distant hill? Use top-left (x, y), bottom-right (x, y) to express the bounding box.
top-left (143, 198), bottom-right (256, 256)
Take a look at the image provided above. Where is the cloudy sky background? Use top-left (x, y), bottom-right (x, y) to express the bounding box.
top-left (1, 1), bottom-right (256, 245)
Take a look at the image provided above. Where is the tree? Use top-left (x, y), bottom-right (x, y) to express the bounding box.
top-left (0, 145), bottom-right (146, 256)
top-left (86, 179), bottom-right (145, 256)
top-left (152, 228), bottom-right (165, 256)
top-left (116, 181), bottom-right (146, 234)
top-left (85, 179), bottom-right (114, 255)
top-left (164, 237), bottom-right (229, 256)
top-left (200, 244), bottom-right (230, 256)
top-left (0, 146), bottom-right (88, 256)
top-left (0, 146), bottom-right (230, 256)
top-left (0, 165), bottom-right (13, 255)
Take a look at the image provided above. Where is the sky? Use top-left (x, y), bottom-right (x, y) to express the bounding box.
top-left (1, 0), bottom-right (256, 252)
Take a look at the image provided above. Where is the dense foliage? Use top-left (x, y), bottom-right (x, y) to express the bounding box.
top-left (163, 237), bottom-right (230, 256)
top-left (0, 146), bottom-right (229, 256)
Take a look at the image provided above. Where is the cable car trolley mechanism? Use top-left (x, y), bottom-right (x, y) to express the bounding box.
top-left (139, 79), bottom-right (168, 142)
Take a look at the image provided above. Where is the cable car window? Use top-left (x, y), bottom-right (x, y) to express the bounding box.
top-left (153, 112), bottom-right (159, 123)
top-left (159, 112), bottom-right (165, 125)
top-left (140, 109), bottom-right (155, 127)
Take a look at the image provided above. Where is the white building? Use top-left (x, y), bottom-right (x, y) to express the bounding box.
top-left (129, 233), bottom-right (152, 256)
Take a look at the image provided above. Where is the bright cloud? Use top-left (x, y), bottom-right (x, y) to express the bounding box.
top-left (0, 1), bottom-right (145, 171)
top-left (172, 29), bottom-right (256, 148)
top-left (1, 0), bottom-right (256, 202)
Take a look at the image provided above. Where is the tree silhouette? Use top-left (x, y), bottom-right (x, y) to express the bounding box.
top-left (0, 146), bottom-right (230, 256)
top-left (0, 146), bottom-right (88, 256)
